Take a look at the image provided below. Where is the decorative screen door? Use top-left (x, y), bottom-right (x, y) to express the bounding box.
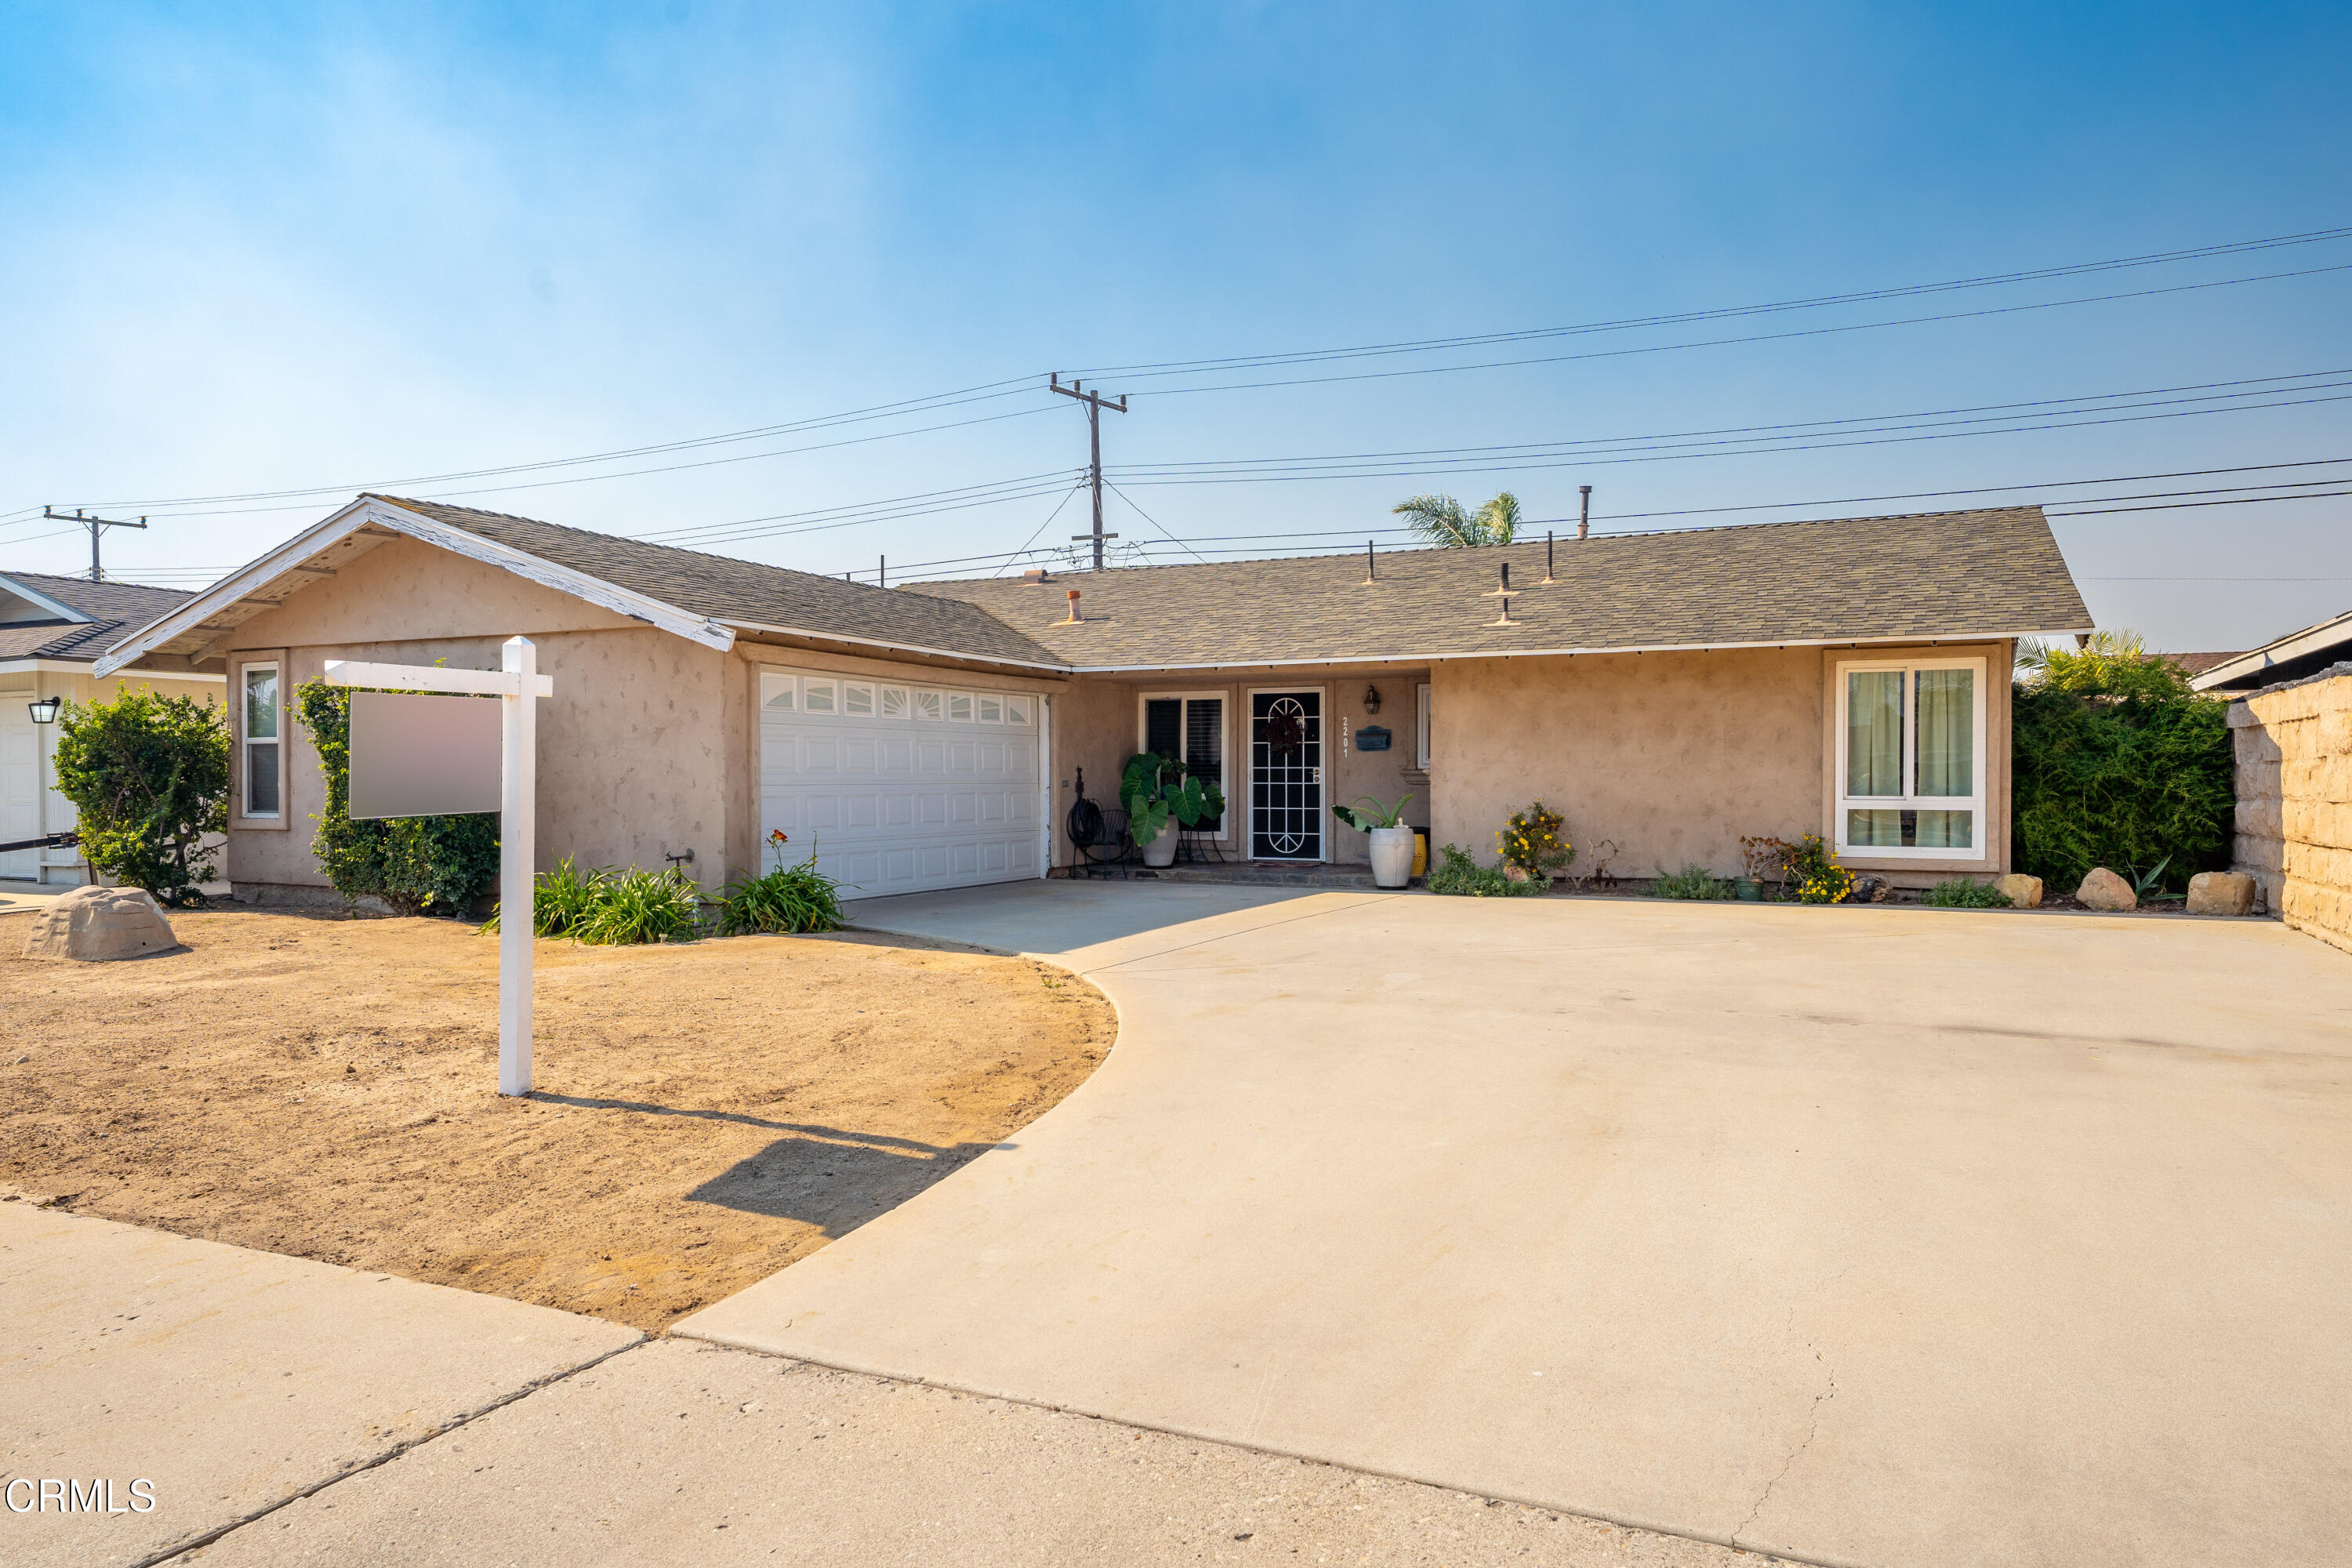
top-left (1249, 691), bottom-right (1322, 860)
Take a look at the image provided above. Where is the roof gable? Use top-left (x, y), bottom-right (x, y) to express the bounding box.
top-left (2, 571), bottom-right (192, 664)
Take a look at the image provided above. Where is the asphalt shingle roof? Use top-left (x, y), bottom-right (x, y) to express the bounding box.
top-left (908, 506), bottom-right (2091, 666)
top-left (372, 495), bottom-right (1064, 666)
top-left (0, 572), bottom-right (194, 662)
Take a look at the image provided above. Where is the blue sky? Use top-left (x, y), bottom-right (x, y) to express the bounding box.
top-left (2, 1), bottom-right (2347, 648)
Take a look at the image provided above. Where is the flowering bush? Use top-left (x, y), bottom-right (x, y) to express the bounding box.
top-left (1779, 833), bottom-right (1853, 905)
top-left (1495, 800), bottom-right (1573, 879)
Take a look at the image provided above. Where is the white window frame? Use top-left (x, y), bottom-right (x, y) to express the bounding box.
top-left (1138, 689), bottom-right (1232, 842)
top-left (1832, 655), bottom-right (1987, 861)
top-left (1415, 682), bottom-right (1432, 771)
top-left (234, 654), bottom-right (288, 827)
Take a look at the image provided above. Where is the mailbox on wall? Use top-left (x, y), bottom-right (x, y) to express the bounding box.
top-left (1356, 725), bottom-right (1392, 752)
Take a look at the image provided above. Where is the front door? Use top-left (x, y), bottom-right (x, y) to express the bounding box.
top-left (1249, 691), bottom-right (1322, 861)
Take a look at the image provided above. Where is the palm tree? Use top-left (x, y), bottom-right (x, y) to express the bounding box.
top-left (1391, 490), bottom-right (1522, 546)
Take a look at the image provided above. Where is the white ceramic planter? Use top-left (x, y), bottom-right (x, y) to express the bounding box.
top-left (1142, 820), bottom-right (1181, 867)
top-left (1370, 825), bottom-right (1416, 888)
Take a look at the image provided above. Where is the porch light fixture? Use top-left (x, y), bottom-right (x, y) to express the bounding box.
top-left (1363, 684), bottom-right (1381, 714)
top-left (27, 696), bottom-right (61, 724)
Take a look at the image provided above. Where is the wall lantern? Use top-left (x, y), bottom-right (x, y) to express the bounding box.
top-left (1363, 684), bottom-right (1382, 715)
top-left (27, 696), bottom-right (62, 724)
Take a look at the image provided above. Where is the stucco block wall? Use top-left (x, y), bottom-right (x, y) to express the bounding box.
top-left (2230, 664), bottom-right (2352, 953)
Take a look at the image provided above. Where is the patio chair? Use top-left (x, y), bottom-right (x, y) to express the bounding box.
top-left (1065, 770), bottom-right (1134, 879)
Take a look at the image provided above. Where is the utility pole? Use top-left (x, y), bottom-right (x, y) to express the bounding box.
top-left (43, 507), bottom-right (147, 583)
top-left (1049, 372), bottom-right (1127, 570)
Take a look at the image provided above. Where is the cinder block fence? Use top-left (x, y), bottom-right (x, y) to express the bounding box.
top-left (2230, 662), bottom-right (2352, 954)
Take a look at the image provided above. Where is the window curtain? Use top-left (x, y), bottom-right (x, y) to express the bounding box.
top-left (1846, 671), bottom-right (1902, 797)
top-left (1915, 669), bottom-right (1973, 797)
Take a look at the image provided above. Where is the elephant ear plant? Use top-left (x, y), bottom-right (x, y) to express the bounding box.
top-left (1120, 752), bottom-right (1225, 848)
top-left (1330, 793), bottom-right (1414, 832)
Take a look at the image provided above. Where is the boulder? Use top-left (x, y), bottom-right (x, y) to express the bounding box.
top-left (1993, 873), bottom-right (2043, 909)
top-left (2076, 867), bottom-right (2137, 912)
top-left (2186, 870), bottom-right (2257, 917)
top-left (21, 886), bottom-right (179, 962)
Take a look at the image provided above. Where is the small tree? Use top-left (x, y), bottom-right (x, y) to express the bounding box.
top-left (295, 680), bottom-right (501, 916)
top-left (49, 688), bottom-right (230, 906)
top-left (1391, 491), bottom-right (1523, 547)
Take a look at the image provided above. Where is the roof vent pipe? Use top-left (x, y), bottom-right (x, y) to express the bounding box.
top-left (1060, 587), bottom-right (1083, 625)
top-left (1541, 530), bottom-right (1556, 584)
top-left (1364, 539), bottom-right (1376, 584)
top-left (1577, 485), bottom-right (1592, 540)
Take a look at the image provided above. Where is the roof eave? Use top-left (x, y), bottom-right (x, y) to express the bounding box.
top-left (2190, 608), bottom-right (2352, 692)
top-left (96, 496), bottom-right (739, 676)
top-left (0, 572), bottom-right (98, 627)
top-left (1053, 626), bottom-right (2088, 674)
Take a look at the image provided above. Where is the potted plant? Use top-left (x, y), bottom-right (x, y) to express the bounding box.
top-left (1332, 793), bottom-right (1417, 888)
top-left (1121, 753), bottom-right (1225, 868)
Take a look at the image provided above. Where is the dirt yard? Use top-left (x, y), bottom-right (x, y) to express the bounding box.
top-left (0, 909), bottom-right (1114, 1330)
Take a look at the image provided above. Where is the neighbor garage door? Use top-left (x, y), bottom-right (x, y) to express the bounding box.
top-left (758, 666), bottom-right (1044, 900)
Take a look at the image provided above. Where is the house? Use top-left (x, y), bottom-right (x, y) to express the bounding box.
top-left (2190, 609), bottom-right (2352, 695)
top-left (93, 493), bottom-right (2091, 903)
top-left (2, 571), bottom-right (209, 885)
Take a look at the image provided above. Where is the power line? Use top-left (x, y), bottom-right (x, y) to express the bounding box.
top-left (988, 483), bottom-right (1090, 578)
top-left (1105, 369), bottom-right (2350, 474)
top-left (1099, 388), bottom-right (2352, 488)
top-left (1104, 481), bottom-right (1211, 565)
top-left (1122, 263), bottom-right (2352, 398)
top-left (1069, 226), bottom-right (2352, 379)
top-left (61, 376), bottom-right (1043, 512)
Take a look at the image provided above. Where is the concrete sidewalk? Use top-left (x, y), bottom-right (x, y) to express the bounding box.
top-left (2, 1203), bottom-right (1740, 1566)
top-left (679, 881), bottom-right (2352, 1568)
top-left (0, 1203), bottom-right (639, 1567)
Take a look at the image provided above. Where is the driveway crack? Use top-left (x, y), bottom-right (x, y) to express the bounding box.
top-left (1733, 1347), bottom-right (1836, 1549)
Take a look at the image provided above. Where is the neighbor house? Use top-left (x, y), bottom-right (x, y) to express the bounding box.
top-left (94, 493), bottom-right (2092, 903)
top-left (2, 571), bottom-right (209, 884)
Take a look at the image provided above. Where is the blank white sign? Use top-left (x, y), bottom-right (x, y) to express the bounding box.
top-left (349, 691), bottom-right (502, 821)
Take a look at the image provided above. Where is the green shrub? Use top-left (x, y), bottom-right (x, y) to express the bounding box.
top-left (1921, 877), bottom-right (2013, 909)
top-left (2011, 653), bottom-right (2233, 896)
top-left (720, 852), bottom-right (847, 935)
top-left (49, 688), bottom-right (230, 906)
top-left (479, 855), bottom-right (612, 938)
top-left (1650, 863), bottom-right (1733, 900)
top-left (572, 866), bottom-right (705, 945)
top-left (1425, 843), bottom-right (1544, 898)
top-left (295, 681), bottom-right (500, 916)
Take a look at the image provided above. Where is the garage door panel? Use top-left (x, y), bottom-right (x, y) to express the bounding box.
top-left (760, 669), bottom-right (1044, 900)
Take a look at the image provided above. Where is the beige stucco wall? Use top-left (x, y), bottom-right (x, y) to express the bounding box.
top-left (221, 538), bottom-right (736, 898)
top-left (2230, 665), bottom-right (2352, 954)
top-left (0, 663), bottom-right (227, 886)
top-left (1430, 642), bottom-right (2012, 884)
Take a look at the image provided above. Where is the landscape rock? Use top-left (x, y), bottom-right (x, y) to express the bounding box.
top-left (1993, 873), bottom-right (2043, 909)
top-left (2076, 867), bottom-right (2137, 912)
top-left (21, 885), bottom-right (180, 962)
top-left (2186, 870), bottom-right (2257, 917)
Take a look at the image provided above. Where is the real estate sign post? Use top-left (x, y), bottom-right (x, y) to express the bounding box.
top-left (324, 636), bottom-right (553, 1096)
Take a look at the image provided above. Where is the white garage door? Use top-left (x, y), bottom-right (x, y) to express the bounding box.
top-left (758, 667), bottom-right (1045, 900)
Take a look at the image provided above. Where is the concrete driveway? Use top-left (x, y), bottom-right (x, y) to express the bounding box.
top-left (680, 884), bottom-right (2352, 1568)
